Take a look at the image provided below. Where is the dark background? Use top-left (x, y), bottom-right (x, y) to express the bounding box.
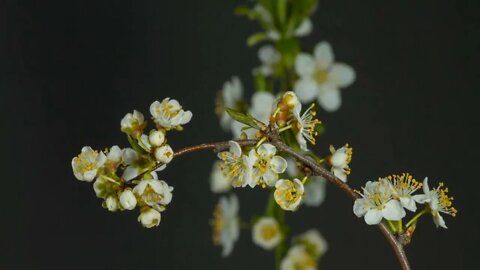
top-left (1, 0), bottom-right (479, 269)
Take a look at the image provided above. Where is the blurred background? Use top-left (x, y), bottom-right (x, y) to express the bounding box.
top-left (1, 0), bottom-right (479, 269)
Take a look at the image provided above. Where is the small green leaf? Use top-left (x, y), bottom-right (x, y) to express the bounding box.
top-left (275, 0), bottom-right (287, 25)
top-left (247, 32), bottom-right (268, 47)
top-left (234, 6), bottom-right (251, 17)
top-left (127, 135), bottom-right (146, 154)
top-left (225, 107), bottom-right (264, 130)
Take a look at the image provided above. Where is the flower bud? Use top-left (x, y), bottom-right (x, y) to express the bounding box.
top-left (105, 196), bottom-right (119, 212)
top-left (119, 189), bottom-right (137, 210)
top-left (138, 207), bottom-right (161, 228)
top-left (154, 144), bottom-right (174, 164)
top-left (148, 130), bottom-right (165, 147)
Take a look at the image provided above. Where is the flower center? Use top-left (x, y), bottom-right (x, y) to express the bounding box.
top-left (433, 182), bottom-right (458, 217)
top-left (260, 225), bottom-right (279, 241)
top-left (315, 69), bottom-right (329, 84)
top-left (211, 205), bottom-right (224, 244)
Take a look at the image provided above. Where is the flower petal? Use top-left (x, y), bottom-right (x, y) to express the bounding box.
top-left (314, 41), bottom-right (334, 69)
top-left (382, 200), bottom-right (406, 221)
top-left (433, 213), bottom-right (447, 229)
top-left (364, 209), bottom-right (383, 225)
top-left (295, 53), bottom-right (316, 77)
top-left (294, 78), bottom-right (318, 103)
top-left (258, 143), bottom-right (276, 156)
top-left (270, 156), bottom-right (287, 174)
top-left (228, 141), bottom-right (242, 157)
top-left (317, 84), bottom-right (341, 112)
top-left (400, 197), bottom-right (417, 212)
top-left (294, 18), bottom-right (313, 37)
top-left (353, 198), bottom-right (370, 217)
top-left (329, 63), bottom-right (356, 88)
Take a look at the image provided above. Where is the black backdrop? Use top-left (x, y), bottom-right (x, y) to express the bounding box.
top-left (1, 0), bottom-right (479, 269)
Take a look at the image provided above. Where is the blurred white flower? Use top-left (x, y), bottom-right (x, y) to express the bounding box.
top-left (120, 110), bottom-right (146, 138)
top-left (105, 195), bottom-right (119, 212)
top-left (412, 178), bottom-right (457, 229)
top-left (150, 98), bottom-right (192, 130)
top-left (138, 207), bottom-right (161, 228)
top-left (294, 41), bottom-right (355, 112)
top-left (385, 173), bottom-right (423, 212)
top-left (119, 189), bottom-right (137, 210)
top-left (274, 178), bottom-right (304, 211)
top-left (303, 176), bottom-right (326, 207)
top-left (210, 161), bottom-right (232, 193)
top-left (252, 217), bottom-right (282, 250)
top-left (72, 146), bottom-right (107, 182)
top-left (257, 45), bottom-right (281, 76)
top-left (217, 141), bottom-right (252, 187)
top-left (286, 157), bottom-right (300, 178)
top-left (353, 180), bottom-right (406, 225)
top-left (217, 76), bottom-right (243, 132)
top-left (328, 144), bottom-right (352, 182)
top-left (248, 143), bottom-right (287, 187)
top-left (295, 229), bottom-right (328, 258)
top-left (280, 245), bottom-right (317, 270)
top-left (212, 194), bottom-right (240, 257)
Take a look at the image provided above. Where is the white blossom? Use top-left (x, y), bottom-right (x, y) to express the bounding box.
top-left (274, 178), bottom-right (305, 211)
top-left (289, 95), bottom-right (321, 151)
top-left (212, 194), bottom-right (240, 257)
top-left (217, 141), bottom-right (252, 187)
top-left (138, 207), bottom-right (161, 228)
top-left (148, 130), bottom-right (166, 147)
top-left (412, 178), bottom-right (457, 229)
top-left (218, 76), bottom-right (243, 132)
top-left (210, 161), bottom-right (232, 193)
top-left (72, 146), bottom-right (107, 182)
top-left (154, 144), bottom-right (174, 164)
top-left (133, 178), bottom-right (173, 208)
top-left (150, 98), bottom-right (192, 130)
top-left (328, 144), bottom-right (352, 182)
top-left (257, 45), bottom-right (281, 76)
top-left (385, 173), bottom-right (424, 212)
top-left (295, 230), bottom-right (328, 258)
top-left (120, 110), bottom-right (146, 137)
top-left (247, 143), bottom-right (287, 187)
top-left (303, 176), bottom-right (327, 207)
top-left (231, 91), bottom-right (275, 139)
top-left (105, 195), bottom-right (119, 212)
top-left (353, 180), bottom-right (406, 225)
top-left (280, 245), bottom-right (317, 270)
top-left (119, 189), bottom-right (137, 210)
top-left (252, 217), bottom-right (282, 250)
top-left (121, 148), bottom-right (165, 181)
top-left (294, 41), bottom-right (355, 112)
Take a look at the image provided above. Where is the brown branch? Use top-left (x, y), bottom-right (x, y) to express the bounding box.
top-left (131, 134), bottom-right (411, 269)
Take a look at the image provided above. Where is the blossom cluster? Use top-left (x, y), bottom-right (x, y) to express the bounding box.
top-left (354, 173), bottom-right (457, 229)
top-left (71, 98), bottom-right (192, 228)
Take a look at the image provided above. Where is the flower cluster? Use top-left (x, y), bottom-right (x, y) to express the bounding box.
top-left (72, 98), bottom-right (192, 228)
top-left (354, 173), bottom-right (457, 229)
top-left (281, 230), bottom-right (328, 270)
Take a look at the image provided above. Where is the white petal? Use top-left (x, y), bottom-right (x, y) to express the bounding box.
top-left (251, 91), bottom-right (275, 117)
top-left (294, 78), bottom-right (318, 103)
top-left (107, 145), bottom-right (123, 162)
top-left (263, 170), bottom-right (278, 186)
top-left (270, 156), bottom-right (287, 174)
top-left (228, 141), bottom-right (242, 157)
top-left (122, 148), bottom-right (138, 165)
top-left (317, 84), bottom-right (341, 112)
top-left (382, 200), bottom-right (406, 221)
top-left (294, 53), bottom-right (316, 77)
top-left (422, 177), bottom-right (430, 195)
top-left (364, 209), bottom-right (383, 225)
top-left (433, 214), bottom-right (447, 229)
top-left (400, 197), bottom-right (417, 212)
top-left (294, 19), bottom-right (313, 37)
top-left (303, 177), bottom-right (326, 207)
top-left (123, 166), bottom-right (140, 181)
top-left (258, 143), bottom-right (276, 156)
top-left (353, 198), bottom-right (370, 217)
top-left (412, 194), bottom-right (430, 204)
top-left (296, 131), bottom-right (308, 151)
top-left (179, 110), bottom-right (193, 125)
top-left (329, 63), bottom-right (356, 88)
top-left (314, 41), bottom-right (334, 69)
top-left (332, 167), bottom-right (347, 182)
top-left (258, 45), bottom-right (280, 65)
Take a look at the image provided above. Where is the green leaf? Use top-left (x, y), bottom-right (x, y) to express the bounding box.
top-left (275, 0), bottom-right (287, 25)
top-left (127, 135), bottom-right (146, 154)
top-left (225, 107), bottom-right (264, 130)
top-left (247, 32), bottom-right (268, 47)
top-left (234, 6), bottom-right (251, 17)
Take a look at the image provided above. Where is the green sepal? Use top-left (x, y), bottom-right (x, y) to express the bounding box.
top-left (247, 32), bottom-right (268, 47)
top-left (225, 107), bottom-right (264, 130)
top-left (127, 135), bottom-right (147, 154)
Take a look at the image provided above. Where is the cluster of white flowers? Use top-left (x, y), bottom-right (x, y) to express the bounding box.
top-left (281, 230), bottom-right (328, 270)
top-left (353, 173), bottom-right (457, 228)
top-left (211, 194), bottom-right (240, 257)
top-left (217, 141), bottom-right (288, 188)
top-left (72, 98), bottom-right (192, 228)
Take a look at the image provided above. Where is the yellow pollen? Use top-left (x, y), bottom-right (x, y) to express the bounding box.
top-left (211, 204), bottom-right (224, 244)
top-left (316, 69), bottom-right (329, 83)
top-left (260, 225), bottom-right (279, 240)
top-left (433, 182), bottom-right (458, 217)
